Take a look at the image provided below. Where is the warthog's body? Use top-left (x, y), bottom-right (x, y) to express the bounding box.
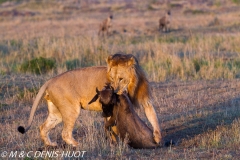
top-left (90, 87), bottom-right (159, 149)
top-left (106, 93), bottom-right (158, 149)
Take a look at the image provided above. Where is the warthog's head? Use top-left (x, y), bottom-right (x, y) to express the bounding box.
top-left (88, 84), bottom-right (117, 117)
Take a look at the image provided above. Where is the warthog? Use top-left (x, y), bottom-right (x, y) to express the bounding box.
top-left (89, 85), bottom-right (159, 149)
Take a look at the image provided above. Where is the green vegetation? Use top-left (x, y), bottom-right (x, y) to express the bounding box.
top-left (20, 57), bottom-right (56, 75)
top-left (158, 36), bottom-right (189, 44)
top-left (232, 0), bottom-right (240, 5)
top-left (1, 33), bottom-right (240, 81)
top-left (0, 0), bottom-right (9, 4)
top-left (183, 9), bottom-right (209, 15)
top-left (1, 0), bottom-right (240, 159)
top-left (65, 59), bottom-right (81, 70)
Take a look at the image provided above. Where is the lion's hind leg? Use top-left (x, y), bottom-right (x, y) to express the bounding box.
top-left (59, 102), bottom-right (80, 147)
top-left (40, 101), bottom-right (62, 146)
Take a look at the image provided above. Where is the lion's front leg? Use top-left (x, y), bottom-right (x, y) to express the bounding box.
top-left (144, 101), bottom-right (162, 144)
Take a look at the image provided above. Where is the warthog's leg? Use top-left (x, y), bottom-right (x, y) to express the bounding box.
top-left (39, 101), bottom-right (62, 146)
top-left (110, 126), bottom-right (118, 143)
top-left (104, 116), bottom-right (118, 144)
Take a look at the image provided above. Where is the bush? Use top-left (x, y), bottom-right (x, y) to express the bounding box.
top-left (232, 0), bottom-right (240, 5)
top-left (192, 58), bottom-right (208, 73)
top-left (65, 59), bottom-right (81, 70)
top-left (0, 0), bottom-right (8, 4)
top-left (20, 57), bottom-right (56, 74)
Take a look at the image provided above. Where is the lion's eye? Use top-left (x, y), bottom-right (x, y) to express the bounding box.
top-left (119, 78), bottom-right (123, 81)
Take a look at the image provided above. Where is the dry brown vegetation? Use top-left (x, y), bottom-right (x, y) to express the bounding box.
top-left (1, 0), bottom-right (240, 159)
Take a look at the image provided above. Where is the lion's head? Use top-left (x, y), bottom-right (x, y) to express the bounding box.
top-left (106, 53), bottom-right (150, 102)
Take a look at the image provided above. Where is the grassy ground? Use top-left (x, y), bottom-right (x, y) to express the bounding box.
top-left (1, 0), bottom-right (240, 159)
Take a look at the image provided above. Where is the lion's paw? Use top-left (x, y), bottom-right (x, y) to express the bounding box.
top-left (153, 130), bottom-right (162, 144)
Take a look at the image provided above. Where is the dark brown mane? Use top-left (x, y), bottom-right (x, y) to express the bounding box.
top-left (109, 53), bottom-right (139, 66)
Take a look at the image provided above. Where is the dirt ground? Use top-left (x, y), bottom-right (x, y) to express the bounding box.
top-left (1, 74), bottom-right (240, 159)
top-left (1, 0), bottom-right (240, 159)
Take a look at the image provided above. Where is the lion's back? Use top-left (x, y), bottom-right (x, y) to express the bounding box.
top-left (46, 66), bottom-right (108, 108)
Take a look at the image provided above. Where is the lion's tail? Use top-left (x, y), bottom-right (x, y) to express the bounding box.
top-left (18, 80), bottom-right (51, 134)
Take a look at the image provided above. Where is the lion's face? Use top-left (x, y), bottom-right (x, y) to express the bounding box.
top-left (107, 65), bottom-right (131, 93)
top-left (106, 54), bottom-right (138, 94)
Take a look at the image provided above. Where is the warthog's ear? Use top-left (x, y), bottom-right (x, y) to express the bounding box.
top-left (104, 83), bottom-right (111, 89)
top-left (110, 85), bottom-right (114, 92)
top-left (88, 94), bottom-right (99, 104)
top-left (88, 88), bottom-right (100, 104)
top-left (96, 87), bottom-right (100, 94)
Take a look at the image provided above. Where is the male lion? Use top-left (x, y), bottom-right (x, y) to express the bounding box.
top-left (18, 53), bottom-right (161, 147)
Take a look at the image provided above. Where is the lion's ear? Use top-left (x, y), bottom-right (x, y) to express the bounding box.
top-left (127, 57), bottom-right (136, 66)
top-left (106, 56), bottom-right (113, 72)
top-left (107, 66), bottom-right (111, 73)
top-left (106, 55), bottom-right (113, 66)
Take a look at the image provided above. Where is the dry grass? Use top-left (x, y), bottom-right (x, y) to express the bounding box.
top-left (1, 0), bottom-right (240, 159)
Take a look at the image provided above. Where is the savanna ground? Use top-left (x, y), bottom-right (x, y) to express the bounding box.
top-left (1, 0), bottom-right (240, 159)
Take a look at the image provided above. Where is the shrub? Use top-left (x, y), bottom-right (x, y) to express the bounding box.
top-left (0, 0), bottom-right (8, 4)
top-left (65, 59), bottom-right (81, 70)
top-left (232, 0), bottom-right (240, 5)
top-left (20, 57), bottom-right (56, 75)
top-left (183, 9), bottom-right (207, 15)
top-left (192, 58), bottom-right (208, 73)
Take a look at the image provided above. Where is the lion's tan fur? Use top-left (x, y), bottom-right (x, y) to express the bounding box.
top-left (106, 54), bottom-right (152, 105)
top-left (106, 54), bottom-right (161, 143)
top-left (18, 53), bottom-right (161, 147)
